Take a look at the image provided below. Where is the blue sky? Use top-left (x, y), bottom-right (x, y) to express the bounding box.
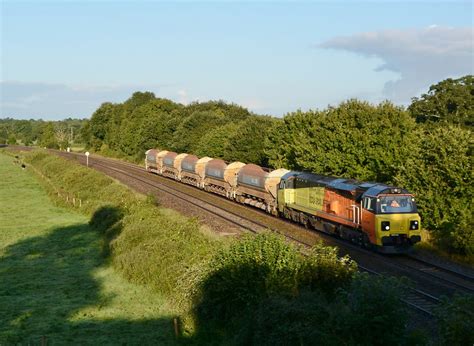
top-left (1, 1), bottom-right (473, 119)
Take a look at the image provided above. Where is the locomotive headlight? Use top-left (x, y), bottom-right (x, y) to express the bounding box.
top-left (410, 220), bottom-right (419, 230)
top-left (381, 221), bottom-right (390, 231)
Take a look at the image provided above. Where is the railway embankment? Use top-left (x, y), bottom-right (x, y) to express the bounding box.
top-left (0, 152), bottom-right (177, 344)
top-left (5, 148), bottom-right (473, 345)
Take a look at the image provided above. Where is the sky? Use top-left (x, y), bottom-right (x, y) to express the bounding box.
top-left (1, 0), bottom-right (473, 119)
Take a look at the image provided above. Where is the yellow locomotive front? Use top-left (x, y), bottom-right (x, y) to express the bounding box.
top-left (361, 187), bottom-right (421, 253)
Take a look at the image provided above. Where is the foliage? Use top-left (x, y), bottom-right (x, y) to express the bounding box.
top-left (265, 99), bottom-right (419, 183)
top-left (38, 122), bottom-right (59, 149)
top-left (409, 75), bottom-right (474, 127)
top-left (248, 275), bottom-right (412, 346)
top-left (191, 232), bottom-right (415, 345)
top-left (183, 100), bottom-right (251, 122)
top-left (224, 116), bottom-right (276, 166)
top-left (0, 117), bottom-right (87, 146)
top-left (395, 124), bottom-right (473, 255)
top-left (7, 134), bottom-right (17, 145)
top-left (299, 242), bottom-right (357, 295)
top-left (172, 110), bottom-right (227, 153)
top-left (193, 233), bottom-right (357, 329)
top-left (434, 294), bottom-right (474, 345)
top-left (341, 274), bottom-right (409, 345)
top-left (195, 122), bottom-right (240, 159)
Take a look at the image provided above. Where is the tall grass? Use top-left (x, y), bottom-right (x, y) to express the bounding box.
top-left (23, 150), bottom-right (222, 317)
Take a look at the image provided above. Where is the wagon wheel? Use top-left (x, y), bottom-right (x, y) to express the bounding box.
top-left (300, 213), bottom-right (309, 228)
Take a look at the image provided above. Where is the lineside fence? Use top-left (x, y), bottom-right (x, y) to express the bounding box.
top-left (13, 156), bottom-right (87, 209)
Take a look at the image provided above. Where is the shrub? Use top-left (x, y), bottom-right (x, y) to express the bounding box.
top-left (435, 294), bottom-right (474, 345)
top-left (300, 242), bottom-right (356, 295)
top-left (234, 274), bottom-right (414, 346)
top-left (342, 274), bottom-right (409, 345)
top-left (194, 233), bottom-right (304, 325)
top-left (192, 233), bottom-right (357, 335)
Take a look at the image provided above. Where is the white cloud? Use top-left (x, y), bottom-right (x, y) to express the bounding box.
top-left (320, 26), bottom-right (473, 102)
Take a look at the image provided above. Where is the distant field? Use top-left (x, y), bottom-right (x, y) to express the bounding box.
top-left (0, 153), bottom-right (176, 345)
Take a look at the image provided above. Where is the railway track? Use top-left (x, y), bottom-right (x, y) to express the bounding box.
top-left (7, 147), bottom-right (473, 317)
top-left (51, 149), bottom-right (471, 317)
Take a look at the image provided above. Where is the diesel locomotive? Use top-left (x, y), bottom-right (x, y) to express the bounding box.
top-left (146, 149), bottom-right (421, 253)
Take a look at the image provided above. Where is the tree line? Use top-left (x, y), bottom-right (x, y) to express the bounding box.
top-left (3, 75), bottom-right (472, 256)
top-left (0, 118), bottom-right (87, 149)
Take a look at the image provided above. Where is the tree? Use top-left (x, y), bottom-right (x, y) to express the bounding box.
top-left (55, 124), bottom-right (69, 150)
top-left (195, 122), bottom-right (240, 159)
top-left (224, 116), bottom-right (276, 166)
top-left (183, 100), bottom-right (251, 122)
top-left (171, 110), bottom-right (228, 153)
top-left (395, 124), bottom-right (473, 255)
top-left (7, 134), bottom-right (17, 145)
top-left (265, 100), bottom-right (419, 183)
top-left (409, 75), bottom-right (474, 127)
top-left (86, 102), bottom-right (117, 150)
top-left (39, 122), bottom-right (59, 149)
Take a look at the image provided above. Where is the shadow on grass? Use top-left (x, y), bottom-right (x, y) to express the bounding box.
top-left (0, 206), bottom-right (177, 345)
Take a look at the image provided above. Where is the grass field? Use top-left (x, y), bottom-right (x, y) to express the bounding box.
top-left (0, 153), bottom-right (176, 345)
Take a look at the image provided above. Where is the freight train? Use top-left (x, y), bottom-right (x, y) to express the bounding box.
top-left (145, 149), bottom-right (421, 253)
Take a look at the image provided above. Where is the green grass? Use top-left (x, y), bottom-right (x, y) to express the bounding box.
top-left (0, 153), bottom-right (176, 345)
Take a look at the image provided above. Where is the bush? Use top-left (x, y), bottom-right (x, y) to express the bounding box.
top-left (192, 233), bottom-right (357, 336)
top-left (7, 135), bottom-right (17, 145)
top-left (194, 233), bottom-right (305, 325)
top-left (435, 294), bottom-right (474, 345)
top-left (300, 242), bottom-right (356, 295)
top-left (233, 274), bottom-right (414, 346)
top-left (342, 274), bottom-right (409, 345)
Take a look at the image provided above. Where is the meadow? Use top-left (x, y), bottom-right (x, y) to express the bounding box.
top-left (0, 153), bottom-right (177, 345)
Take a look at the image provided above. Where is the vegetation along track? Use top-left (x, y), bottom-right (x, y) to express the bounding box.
top-left (11, 147), bottom-right (473, 317)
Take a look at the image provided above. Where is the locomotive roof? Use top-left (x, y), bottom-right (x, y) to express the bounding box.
top-left (363, 185), bottom-right (410, 197)
top-left (280, 171), bottom-right (410, 197)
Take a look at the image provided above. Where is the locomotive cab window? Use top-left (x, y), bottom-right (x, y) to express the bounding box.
top-left (378, 196), bottom-right (417, 214)
top-left (362, 197), bottom-right (376, 212)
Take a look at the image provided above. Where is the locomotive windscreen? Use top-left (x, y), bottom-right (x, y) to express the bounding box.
top-left (378, 196), bottom-right (417, 214)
